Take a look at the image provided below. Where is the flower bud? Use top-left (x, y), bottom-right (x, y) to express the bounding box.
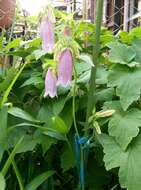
top-left (95, 110), bottom-right (115, 118)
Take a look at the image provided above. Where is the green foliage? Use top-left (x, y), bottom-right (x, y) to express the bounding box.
top-left (108, 42), bottom-right (136, 66)
top-left (0, 173), bottom-right (6, 190)
top-left (61, 144), bottom-right (75, 172)
top-left (108, 65), bottom-right (141, 110)
top-left (1, 10), bottom-right (141, 189)
top-left (104, 101), bottom-right (141, 150)
top-left (25, 171), bottom-right (54, 190)
top-left (99, 134), bottom-right (141, 190)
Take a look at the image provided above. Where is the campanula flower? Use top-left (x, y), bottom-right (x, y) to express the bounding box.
top-left (39, 7), bottom-right (55, 53)
top-left (57, 49), bottom-right (73, 87)
top-left (44, 68), bottom-right (57, 98)
top-left (40, 19), bottom-right (55, 53)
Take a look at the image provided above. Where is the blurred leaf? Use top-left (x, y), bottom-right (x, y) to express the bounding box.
top-left (32, 50), bottom-right (47, 60)
top-left (25, 171), bottom-right (54, 190)
top-left (96, 88), bottom-right (114, 102)
top-left (118, 31), bottom-right (132, 44)
top-left (0, 30), bottom-right (5, 50)
top-left (108, 64), bottom-right (141, 110)
top-left (61, 144), bottom-right (75, 172)
top-left (2, 137), bottom-right (24, 176)
top-left (108, 42), bottom-right (136, 66)
top-left (37, 97), bottom-right (66, 126)
top-left (96, 65), bottom-right (108, 85)
top-left (132, 39), bottom-right (141, 63)
top-left (0, 107), bottom-right (8, 161)
top-left (5, 38), bottom-right (22, 50)
top-left (20, 76), bottom-right (43, 87)
top-left (0, 67), bottom-right (17, 93)
top-left (99, 134), bottom-right (141, 190)
top-left (0, 173), bottom-right (5, 190)
top-left (21, 38), bottom-right (41, 48)
top-left (104, 101), bottom-right (141, 150)
top-left (16, 135), bottom-right (38, 153)
top-left (43, 130), bottom-right (66, 141)
top-left (52, 116), bottom-right (69, 134)
top-left (34, 131), bottom-right (56, 155)
top-left (75, 54), bottom-right (93, 75)
top-left (8, 107), bottom-right (41, 123)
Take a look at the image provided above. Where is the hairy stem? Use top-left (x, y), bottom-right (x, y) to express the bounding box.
top-left (86, 0), bottom-right (104, 129)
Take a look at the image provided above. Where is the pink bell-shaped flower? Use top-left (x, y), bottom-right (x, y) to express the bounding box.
top-left (40, 18), bottom-right (55, 53)
top-left (44, 68), bottom-right (57, 98)
top-left (57, 49), bottom-right (73, 87)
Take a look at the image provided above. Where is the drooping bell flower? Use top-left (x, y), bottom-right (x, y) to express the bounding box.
top-left (39, 8), bottom-right (55, 53)
top-left (44, 68), bottom-right (57, 98)
top-left (57, 49), bottom-right (73, 87)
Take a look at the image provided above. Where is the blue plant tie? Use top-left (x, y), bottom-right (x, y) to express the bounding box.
top-left (74, 134), bottom-right (80, 169)
top-left (74, 134), bottom-right (90, 189)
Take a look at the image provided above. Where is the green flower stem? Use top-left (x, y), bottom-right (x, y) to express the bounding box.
top-left (72, 66), bottom-right (79, 137)
top-left (86, 0), bottom-right (104, 130)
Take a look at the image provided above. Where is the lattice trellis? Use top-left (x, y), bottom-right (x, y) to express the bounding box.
top-left (103, 0), bottom-right (141, 33)
top-left (58, 0), bottom-right (141, 33)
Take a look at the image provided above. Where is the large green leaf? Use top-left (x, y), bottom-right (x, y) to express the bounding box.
top-left (108, 65), bottom-right (141, 110)
top-left (75, 54), bottom-right (93, 75)
top-left (99, 134), bottom-right (141, 190)
top-left (96, 88), bottom-right (114, 102)
top-left (25, 171), bottom-right (54, 190)
top-left (8, 107), bottom-right (41, 123)
top-left (132, 39), bottom-right (141, 63)
top-left (16, 135), bottom-right (39, 153)
top-left (109, 108), bottom-right (141, 150)
top-left (0, 173), bottom-right (5, 190)
top-left (37, 97), bottom-right (66, 126)
top-left (52, 116), bottom-right (69, 134)
top-left (108, 42), bottom-right (136, 66)
top-left (34, 131), bottom-right (56, 155)
top-left (20, 76), bottom-right (43, 87)
top-left (61, 144), bottom-right (75, 172)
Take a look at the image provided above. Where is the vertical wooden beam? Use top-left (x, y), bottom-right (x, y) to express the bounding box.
top-left (90, 0), bottom-right (95, 22)
top-left (103, 0), bottom-right (107, 24)
top-left (129, 0), bottom-right (134, 29)
top-left (123, 0), bottom-right (129, 31)
top-left (83, 0), bottom-right (89, 20)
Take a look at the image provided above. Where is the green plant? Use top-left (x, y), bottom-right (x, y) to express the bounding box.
top-left (1, 2), bottom-right (141, 190)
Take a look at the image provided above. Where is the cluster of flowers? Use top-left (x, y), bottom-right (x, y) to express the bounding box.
top-left (39, 7), bottom-right (73, 98)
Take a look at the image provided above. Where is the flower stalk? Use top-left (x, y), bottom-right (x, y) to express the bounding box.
top-left (86, 0), bottom-right (104, 129)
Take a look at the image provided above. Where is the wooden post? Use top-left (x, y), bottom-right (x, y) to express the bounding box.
top-left (83, 0), bottom-right (88, 20)
top-left (123, 0), bottom-right (129, 31)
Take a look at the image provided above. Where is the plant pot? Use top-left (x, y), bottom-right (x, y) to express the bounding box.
top-left (0, 0), bottom-right (16, 29)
